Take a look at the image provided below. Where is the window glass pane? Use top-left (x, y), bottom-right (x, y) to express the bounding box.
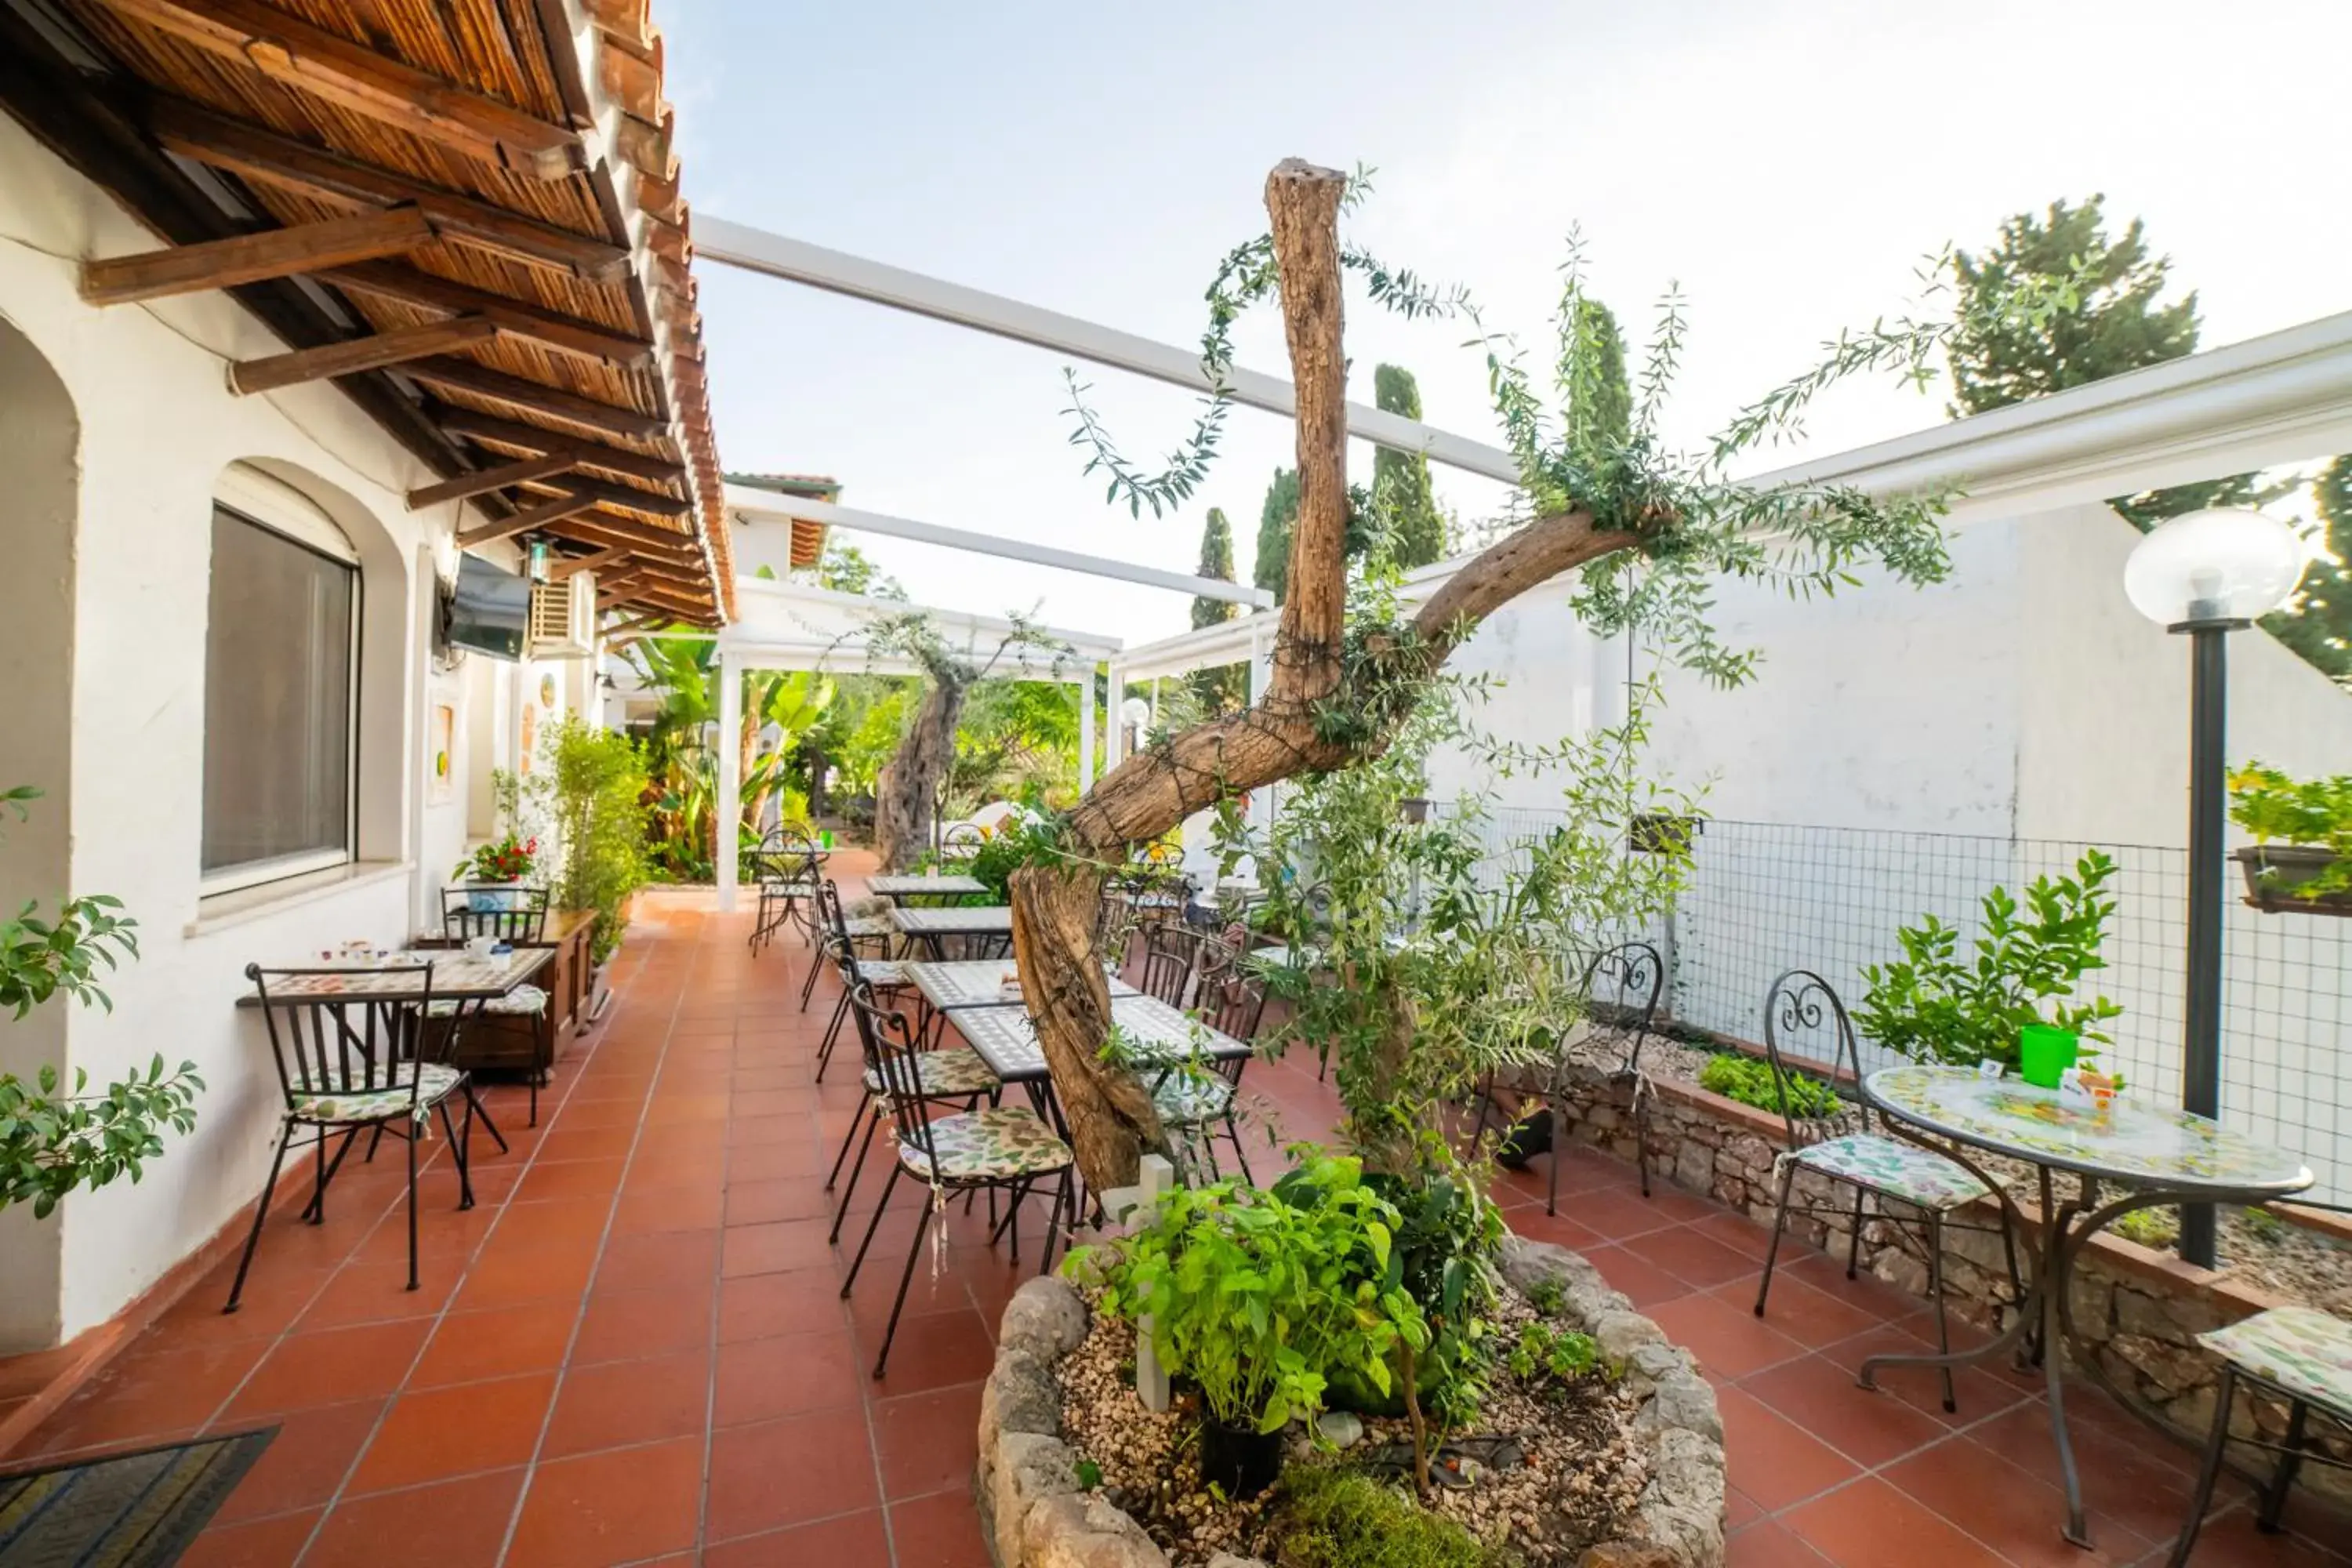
top-left (202, 507), bottom-right (354, 878)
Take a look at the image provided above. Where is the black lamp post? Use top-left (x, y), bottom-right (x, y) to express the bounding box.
top-left (2123, 506), bottom-right (2306, 1268)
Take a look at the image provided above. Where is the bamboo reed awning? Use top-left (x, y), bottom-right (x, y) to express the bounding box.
top-left (0, 0), bottom-right (787, 626)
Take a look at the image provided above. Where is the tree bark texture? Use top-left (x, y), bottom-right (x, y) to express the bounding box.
top-left (873, 677), bottom-right (966, 872)
top-left (1010, 160), bottom-right (1643, 1195)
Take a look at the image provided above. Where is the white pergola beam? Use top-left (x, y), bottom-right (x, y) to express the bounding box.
top-left (699, 215), bottom-right (1523, 485)
top-left (725, 488), bottom-right (1271, 608)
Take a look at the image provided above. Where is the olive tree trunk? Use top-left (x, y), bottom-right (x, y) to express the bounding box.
top-left (1009, 160), bottom-right (1639, 1194)
top-left (873, 677), bottom-right (966, 872)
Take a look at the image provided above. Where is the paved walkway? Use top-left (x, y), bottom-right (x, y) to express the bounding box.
top-left (8, 862), bottom-right (2346, 1566)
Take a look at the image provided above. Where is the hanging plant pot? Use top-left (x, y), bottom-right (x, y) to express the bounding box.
top-left (1198, 1416), bottom-right (1283, 1499)
top-left (2234, 846), bottom-right (2352, 916)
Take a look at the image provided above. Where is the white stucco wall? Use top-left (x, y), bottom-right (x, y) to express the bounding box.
top-left (0, 115), bottom-right (532, 1348)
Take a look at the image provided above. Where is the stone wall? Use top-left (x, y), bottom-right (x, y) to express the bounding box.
top-left (1522, 1059), bottom-right (2350, 1498)
top-left (975, 1257), bottom-right (1730, 1568)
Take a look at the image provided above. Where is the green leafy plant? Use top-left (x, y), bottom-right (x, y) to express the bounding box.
top-left (1083, 1151), bottom-right (1428, 1443)
top-left (2, 1058), bottom-right (204, 1218)
top-left (1506, 1319), bottom-right (1599, 1384)
top-left (1523, 1277), bottom-right (1565, 1317)
top-left (1852, 850), bottom-right (2125, 1069)
top-left (2229, 763), bottom-right (2352, 895)
top-left (1262, 1466), bottom-right (1507, 1568)
top-left (2, 786), bottom-right (202, 1217)
top-left (1700, 1053), bottom-right (1843, 1120)
top-left (541, 716), bottom-right (652, 966)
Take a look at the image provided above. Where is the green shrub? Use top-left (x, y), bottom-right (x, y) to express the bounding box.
top-left (1851, 850), bottom-right (2123, 1069)
top-left (1699, 1053), bottom-right (1842, 1120)
top-left (1265, 1467), bottom-right (1508, 1568)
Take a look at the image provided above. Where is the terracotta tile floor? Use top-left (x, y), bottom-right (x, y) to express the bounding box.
top-left (9, 859), bottom-right (2350, 1566)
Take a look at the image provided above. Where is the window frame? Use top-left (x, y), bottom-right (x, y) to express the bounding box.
top-left (198, 498), bottom-right (365, 898)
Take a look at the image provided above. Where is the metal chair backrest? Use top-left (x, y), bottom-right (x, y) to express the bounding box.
top-left (1094, 887), bottom-right (1142, 971)
top-left (442, 885), bottom-right (550, 944)
top-left (1579, 939), bottom-right (1665, 1073)
top-left (753, 827), bottom-right (822, 887)
top-left (1203, 970), bottom-right (1266, 1081)
top-left (246, 962), bottom-right (439, 1116)
top-left (815, 880), bottom-right (859, 976)
top-left (1759, 967), bottom-right (1867, 1147)
top-left (846, 982), bottom-right (942, 1176)
top-left (939, 822), bottom-right (985, 861)
top-left (1141, 924), bottom-right (1207, 1008)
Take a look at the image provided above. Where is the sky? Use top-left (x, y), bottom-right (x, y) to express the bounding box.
top-left (663, 0), bottom-right (2352, 648)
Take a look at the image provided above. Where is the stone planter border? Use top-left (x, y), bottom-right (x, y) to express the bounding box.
top-left (974, 1250), bottom-right (1729, 1568)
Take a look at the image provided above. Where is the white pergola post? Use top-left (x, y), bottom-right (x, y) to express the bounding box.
top-left (1248, 626), bottom-right (1276, 837)
top-left (1076, 670), bottom-right (1096, 792)
top-left (1105, 661), bottom-right (1126, 768)
top-left (716, 648), bottom-right (741, 913)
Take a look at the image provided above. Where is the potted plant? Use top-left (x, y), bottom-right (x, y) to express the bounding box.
top-left (2, 786), bottom-right (202, 1218)
top-left (452, 829), bottom-right (538, 913)
top-left (541, 716), bottom-right (652, 1011)
top-left (1085, 1152), bottom-right (1428, 1499)
top-left (2228, 762), bottom-right (2352, 915)
top-left (1853, 849), bottom-right (2125, 1087)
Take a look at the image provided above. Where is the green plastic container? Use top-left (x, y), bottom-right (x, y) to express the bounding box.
top-left (2019, 1025), bottom-right (2079, 1088)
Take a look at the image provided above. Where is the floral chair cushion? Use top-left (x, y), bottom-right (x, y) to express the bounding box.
top-left (866, 1047), bottom-right (999, 1100)
top-left (2201, 1306), bottom-right (2352, 1414)
top-left (843, 916), bottom-right (894, 939)
top-left (1784, 1133), bottom-right (1987, 1210)
top-left (291, 1062), bottom-right (463, 1124)
top-left (1150, 1071), bottom-right (1235, 1126)
top-left (852, 959), bottom-right (909, 987)
top-left (896, 1105), bottom-right (1072, 1181)
top-left (426, 984), bottom-right (547, 1018)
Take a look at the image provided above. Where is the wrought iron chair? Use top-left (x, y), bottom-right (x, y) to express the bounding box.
top-left (800, 880), bottom-right (894, 1013)
top-left (837, 984), bottom-right (1074, 1377)
top-left (749, 827), bottom-right (823, 953)
top-left (229, 963), bottom-right (475, 1312)
top-left (1094, 884), bottom-right (1145, 974)
top-left (1750, 968), bottom-right (2020, 1413)
top-left (822, 970), bottom-right (999, 1250)
top-left (812, 880), bottom-right (916, 1083)
top-left (1149, 965), bottom-right (1265, 1184)
top-left (434, 887), bottom-right (554, 1126)
top-left (938, 822), bottom-right (986, 863)
top-left (2168, 1306), bottom-right (2350, 1565)
top-left (1560, 939), bottom-right (1666, 1210)
top-left (1140, 924), bottom-right (1211, 1008)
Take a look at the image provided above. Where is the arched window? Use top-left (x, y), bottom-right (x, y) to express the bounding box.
top-left (201, 463), bottom-right (361, 893)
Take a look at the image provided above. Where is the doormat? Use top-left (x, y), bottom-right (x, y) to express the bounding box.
top-left (0, 1427), bottom-right (276, 1566)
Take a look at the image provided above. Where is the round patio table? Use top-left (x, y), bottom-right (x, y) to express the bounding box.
top-left (1857, 1064), bottom-right (2311, 1548)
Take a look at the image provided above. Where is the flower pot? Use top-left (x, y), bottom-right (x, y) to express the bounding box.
top-left (2018, 1025), bottom-right (2078, 1089)
top-left (466, 879), bottom-right (525, 914)
top-left (1199, 1415), bottom-right (1283, 1499)
top-left (2234, 845), bottom-right (2352, 916)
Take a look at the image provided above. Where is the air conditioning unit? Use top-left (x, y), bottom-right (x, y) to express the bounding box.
top-left (528, 572), bottom-right (595, 658)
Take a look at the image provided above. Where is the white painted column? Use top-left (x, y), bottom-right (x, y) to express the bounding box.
top-left (716, 649), bottom-right (741, 913)
top-left (1105, 662), bottom-right (1125, 768)
top-left (1076, 670), bottom-right (1096, 793)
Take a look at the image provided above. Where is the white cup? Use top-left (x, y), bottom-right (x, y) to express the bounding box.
top-left (466, 935), bottom-right (495, 959)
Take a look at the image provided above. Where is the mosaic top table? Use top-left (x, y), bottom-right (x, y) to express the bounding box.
top-left (902, 960), bottom-right (1138, 1014)
top-left (891, 904), bottom-right (1013, 958)
top-left (1857, 1063), bottom-right (2311, 1548)
top-left (237, 947), bottom-right (552, 1004)
top-left (951, 994), bottom-right (1250, 1087)
top-left (865, 873), bottom-right (987, 903)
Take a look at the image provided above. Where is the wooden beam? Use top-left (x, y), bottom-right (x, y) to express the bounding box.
top-left (594, 572), bottom-right (647, 612)
top-left (456, 492), bottom-right (599, 551)
top-left (150, 100), bottom-right (627, 282)
top-left (79, 204), bottom-right (430, 305)
top-left (516, 471), bottom-right (691, 520)
top-left (229, 312), bottom-right (494, 394)
top-left (548, 546), bottom-right (623, 581)
top-left (545, 510), bottom-right (699, 557)
top-left (89, 0), bottom-right (582, 180)
top-left (435, 408), bottom-right (685, 488)
top-left (318, 261), bottom-right (649, 367)
top-left (406, 447), bottom-right (589, 510)
top-left (601, 612), bottom-right (665, 641)
top-left (407, 358), bottom-right (665, 441)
